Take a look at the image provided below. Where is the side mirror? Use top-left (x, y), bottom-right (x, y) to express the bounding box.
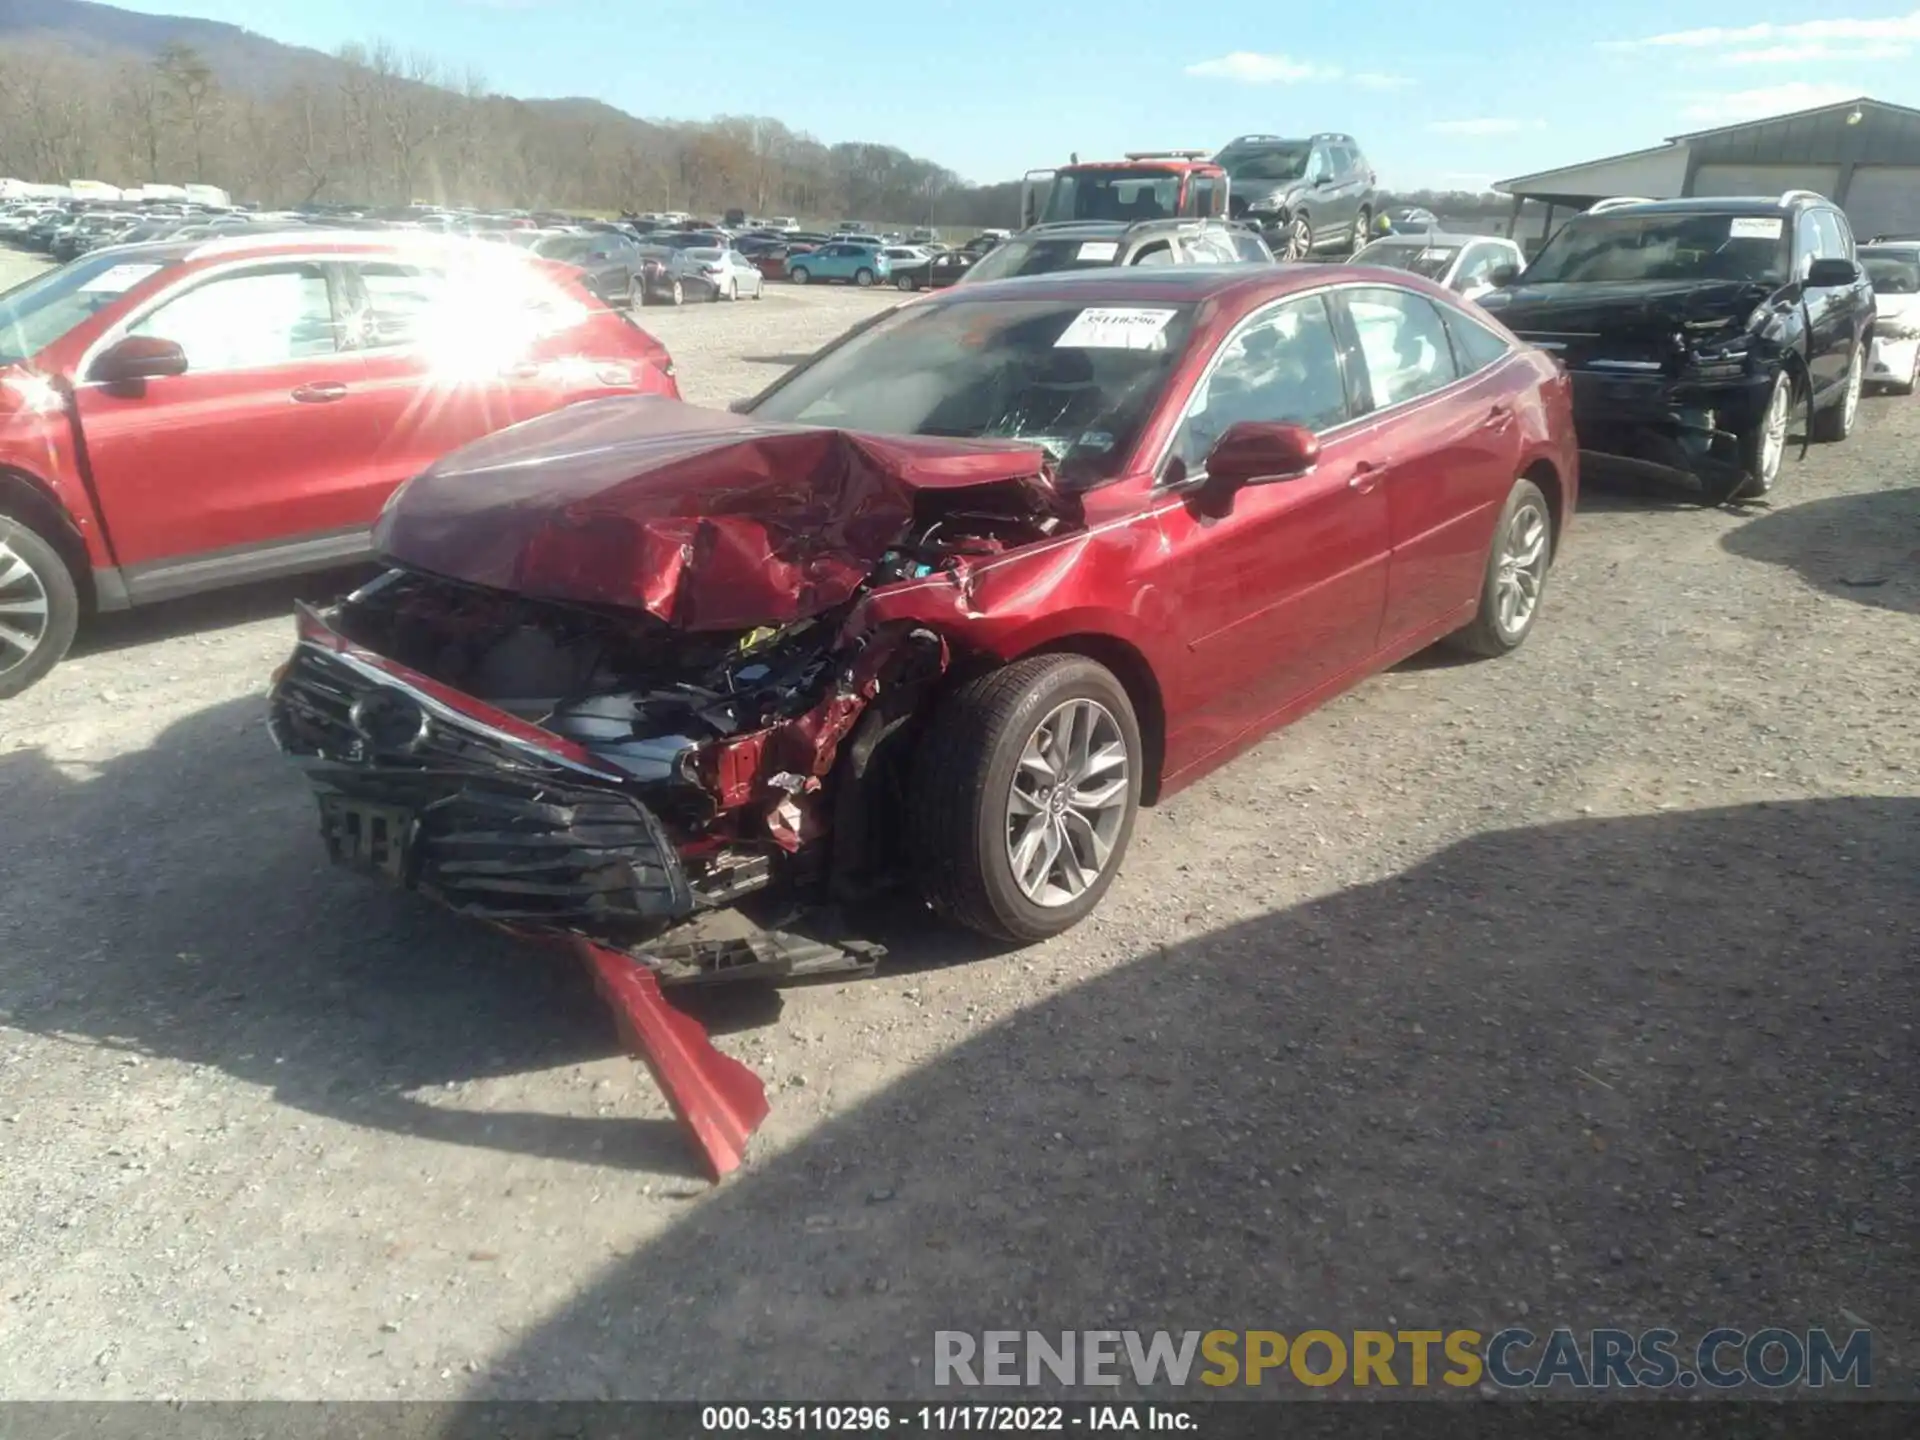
top-left (727, 397), bottom-right (753, 414)
top-left (89, 335), bottom-right (188, 385)
top-left (1806, 257), bottom-right (1861, 288)
top-left (1203, 421), bottom-right (1320, 496)
top-left (1485, 263), bottom-right (1522, 289)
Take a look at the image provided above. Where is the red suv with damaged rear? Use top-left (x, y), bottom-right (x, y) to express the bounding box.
top-left (0, 230), bottom-right (678, 698)
top-left (268, 265), bottom-right (1577, 979)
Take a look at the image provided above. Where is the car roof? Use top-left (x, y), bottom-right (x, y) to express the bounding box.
top-left (928, 264), bottom-right (1375, 308)
top-left (92, 228), bottom-right (552, 265)
top-left (1579, 196), bottom-right (1808, 218)
top-left (1362, 232), bottom-right (1505, 248)
top-left (1860, 241), bottom-right (1920, 254)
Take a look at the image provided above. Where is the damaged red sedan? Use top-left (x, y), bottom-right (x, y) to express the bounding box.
top-left (269, 266), bottom-right (1577, 971)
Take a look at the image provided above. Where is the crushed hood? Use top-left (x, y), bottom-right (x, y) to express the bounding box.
top-left (1481, 279), bottom-right (1770, 338)
top-left (372, 396), bottom-right (1072, 631)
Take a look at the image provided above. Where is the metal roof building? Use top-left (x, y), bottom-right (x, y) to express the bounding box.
top-left (1495, 96), bottom-right (1920, 242)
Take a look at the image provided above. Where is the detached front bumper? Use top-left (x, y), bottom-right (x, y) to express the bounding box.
top-left (1565, 366), bottom-right (1776, 493)
top-left (269, 609), bottom-right (698, 938)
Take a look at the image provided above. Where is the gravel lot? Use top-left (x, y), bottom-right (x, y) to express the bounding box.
top-left (1, 249), bottom-right (1915, 1401)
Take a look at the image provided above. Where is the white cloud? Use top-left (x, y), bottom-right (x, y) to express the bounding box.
top-left (1680, 81), bottom-right (1865, 123)
top-left (1426, 118), bottom-right (1543, 135)
top-left (1606, 11), bottom-right (1920, 51)
top-left (1184, 52), bottom-right (1340, 83)
top-left (1718, 41), bottom-right (1908, 64)
top-left (1181, 53), bottom-right (1411, 87)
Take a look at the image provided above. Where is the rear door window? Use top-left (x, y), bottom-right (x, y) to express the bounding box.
top-left (1341, 286), bottom-right (1461, 409)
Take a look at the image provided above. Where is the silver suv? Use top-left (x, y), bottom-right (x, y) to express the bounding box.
top-left (960, 218), bottom-right (1274, 283)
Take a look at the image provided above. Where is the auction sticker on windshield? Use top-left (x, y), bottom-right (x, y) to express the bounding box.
top-left (1076, 241), bottom-right (1120, 262)
top-left (1729, 217), bottom-right (1784, 240)
top-left (1056, 307), bottom-right (1177, 349)
top-left (79, 263), bottom-right (163, 294)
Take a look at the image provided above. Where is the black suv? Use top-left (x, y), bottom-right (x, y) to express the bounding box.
top-left (1478, 193), bottom-right (1874, 502)
top-left (1214, 132), bottom-right (1376, 261)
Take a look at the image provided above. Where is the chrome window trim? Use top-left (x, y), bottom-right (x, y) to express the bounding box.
top-left (74, 252), bottom-right (358, 386)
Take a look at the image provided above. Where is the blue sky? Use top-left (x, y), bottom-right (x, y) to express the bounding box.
top-left (109, 0), bottom-right (1920, 188)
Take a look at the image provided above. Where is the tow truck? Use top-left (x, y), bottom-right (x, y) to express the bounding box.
top-left (1019, 150), bottom-right (1229, 231)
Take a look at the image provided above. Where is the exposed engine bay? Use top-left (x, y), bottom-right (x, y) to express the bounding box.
top-left (269, 478), bottom-right (1074, 982)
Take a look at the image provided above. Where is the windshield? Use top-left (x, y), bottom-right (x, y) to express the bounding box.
top-left (1863, 254), bottom-right (1920, 294)
top-left (1219, 144), bottom-right (1310, 185)
top-left (1524, 212), bottom-right (1790, 285)
top-left (1038, 169), bottom-right (1180, 224)
top-left (1355, 241), bottom-right (1459, 280)
top-left (966, 236), bottom-right (1130, 283)
top-left (0, 250), bottom-right (176, 366)
top-left (746, 298), bottom-right (1197, 489)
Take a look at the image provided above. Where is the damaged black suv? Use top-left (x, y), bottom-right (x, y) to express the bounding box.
top-left (1478, 193), bottom-right (1873, 502)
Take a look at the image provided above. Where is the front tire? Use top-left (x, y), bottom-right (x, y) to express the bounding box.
top-left (1811, 341), bottom-right (1865, 442)
top-left (1735, 368), bottom-right (1795, 499)
top-left (1281, 214), bottom-right (1312, 261)
top-left (627, 277), bottom-right (644, 310)
top-left (669, 278), bottom-right (684, 306)
top-left (1446, 478), bottom-right (1552, 659)
top-left (910, 655), bottom-right (1143, 944)
top-left (0, 518), bottom-right (80, 701)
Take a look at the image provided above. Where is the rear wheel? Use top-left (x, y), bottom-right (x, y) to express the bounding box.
top-left (895, 273), bottom-right (916, 291)
top-left (910, 655), bottom-right (1142, 944)
top-left (1445, 478), bottom-right (1552, 659)
top-left (724, 279), bottom-right (737, 302)
top-left (669, 277), bottom-right (684, 306)
top-left (1811, 341), bottom-right (1865, 442)
top-left (789, 266), bottom-right (810, 285)
top-left (0, 518), bottom-right (81, 701)
top-left (627, 277), bottom-right (644, 310)
top-left (854, 267), bottom-right (875, 287)
top-left (1350, 208), bottom-right (1371, 254)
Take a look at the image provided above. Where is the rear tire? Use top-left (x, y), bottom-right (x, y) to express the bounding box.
top-left (909, 655), bottom-right (1142, 944)
top-left (628, 278), bottom-right (645, 310)
top-left (1349, 208), bottom-right (1371, 255)
top-left (854, 267), bottom-right (875, 287)
top-left (1445, 478), bottom-right (1552, 659)
top-left (789, 266), bottom-right (810, 285)
top-left (669, 278), bottom-right (684, 306)
top-left (0, 517), bottom-right (81, 701)
top-left (895, 273), bottom-right (916, 291)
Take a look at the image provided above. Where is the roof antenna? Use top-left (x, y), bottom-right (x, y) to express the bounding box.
top-left (1070, 152), bottom-right (1079, 164)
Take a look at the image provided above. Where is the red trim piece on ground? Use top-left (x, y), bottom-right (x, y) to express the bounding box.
top-left (574, 939), bottom-right (770, 1181)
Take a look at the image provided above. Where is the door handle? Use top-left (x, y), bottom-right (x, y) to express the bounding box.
top-left (1349, 460), bottom-right (1390, 494)
top-left (291, 381), bottom-right (349, 403)
top-left (1487, 403), bottom-right (1515, 429)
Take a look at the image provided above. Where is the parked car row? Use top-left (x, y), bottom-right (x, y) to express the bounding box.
top-left (0, 230), bottom-right (679, 699)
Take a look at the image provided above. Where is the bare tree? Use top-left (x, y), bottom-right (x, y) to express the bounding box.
top-left (155, 42), bottom-right (220, 180)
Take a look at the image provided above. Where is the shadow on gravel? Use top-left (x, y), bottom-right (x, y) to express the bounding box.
top-left (449, 797), bottom-right (1918, 1402)
top-left (0, 697), bottom-right (708, 1179)
top-left (68, 564), bottom-right (379, 660)
top-left (1720, 485), bottom-right (1920, 616)
top-left (740, 353), bottom-right (814, 368)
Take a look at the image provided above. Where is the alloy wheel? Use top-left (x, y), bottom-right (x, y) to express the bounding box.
top-left (1353, 212), bottom-right (1370, 251)
top-left (0, 539), bottom-right (52, 681)
top-left (1758, 373), bottom-right (1791, 483)
top-left (1842, 344), bottom-right (1863, 432)
top-left (1284, 218), bottom-right (1311, 261)
top-left (1004, 698), bottom-right (1130, 908)
top-left (1492, 499), bottom-right (1549, 639)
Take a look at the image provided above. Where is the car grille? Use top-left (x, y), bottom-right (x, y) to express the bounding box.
top-left (270, 645), bottom-right (694, 931)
